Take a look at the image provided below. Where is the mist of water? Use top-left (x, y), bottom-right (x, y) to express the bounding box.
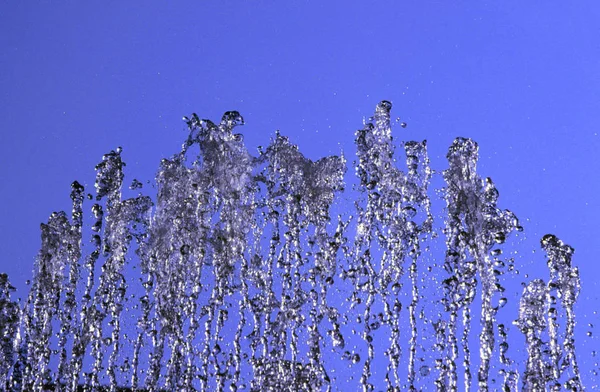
top-left (0, 101), bottom-right (583, 391)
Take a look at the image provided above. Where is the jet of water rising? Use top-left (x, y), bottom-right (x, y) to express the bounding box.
top-left (0, 101), bottom-right (584, 391)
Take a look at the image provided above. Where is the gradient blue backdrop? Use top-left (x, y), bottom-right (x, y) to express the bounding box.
top-left (1, 1), bottom-right (599, 387)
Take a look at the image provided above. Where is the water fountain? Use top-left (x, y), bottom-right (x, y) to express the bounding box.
top-left (0, 101), bottom-right (583, 391)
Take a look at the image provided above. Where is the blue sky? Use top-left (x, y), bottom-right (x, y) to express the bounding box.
top-left (1, 1), bottom-right (599, 388)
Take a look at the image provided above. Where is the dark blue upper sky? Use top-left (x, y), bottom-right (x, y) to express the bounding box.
top-left (1, 1), bottom-right (599, 386)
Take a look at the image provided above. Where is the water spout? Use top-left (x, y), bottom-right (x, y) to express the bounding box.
top-left (0, 102), bottom-right (584, 391)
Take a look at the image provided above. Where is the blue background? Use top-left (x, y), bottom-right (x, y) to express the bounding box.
top-left (1, 1), bottom-right (599, 388)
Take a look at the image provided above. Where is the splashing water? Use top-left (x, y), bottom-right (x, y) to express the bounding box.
top-left (0, 101), bottom-right (584, 391)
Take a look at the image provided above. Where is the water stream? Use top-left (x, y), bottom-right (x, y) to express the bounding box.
top-left (0, 101), bottom-right (583, 391)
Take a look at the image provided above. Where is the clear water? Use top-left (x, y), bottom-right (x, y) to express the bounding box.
top-left (0, 101), bottom-right (584, 391)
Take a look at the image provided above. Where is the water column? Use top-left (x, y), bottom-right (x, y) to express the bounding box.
top-left (443, 137), bottom-right (519, 391)
top-left (0, 274), bottom-right (19, 390)
top-left (353, 101), bottom-right (433, 391)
